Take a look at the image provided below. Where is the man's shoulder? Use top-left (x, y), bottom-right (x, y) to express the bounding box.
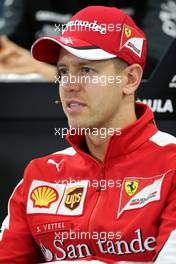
top-left (22, 146), bottom-right (79, 185)
top-left (26, 146), bottom-right (77, 171)
top-left (148, 130), bottom-right (176, 168)
top-left (50, 146), bottom-right (77, 157)
top-left (149, 130), bottom-right (176, 148)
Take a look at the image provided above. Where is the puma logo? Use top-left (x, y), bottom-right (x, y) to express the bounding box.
top-left (47, 158), bottom-right (64, 172)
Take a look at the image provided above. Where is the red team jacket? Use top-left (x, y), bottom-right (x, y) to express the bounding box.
top-left (0, 102), bottom-right (176, 263)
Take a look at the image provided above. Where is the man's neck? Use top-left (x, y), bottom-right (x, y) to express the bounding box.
top-left (85, 104), bottom-right (137, 162)
top-left (85, 135), bottom-right (110, 162)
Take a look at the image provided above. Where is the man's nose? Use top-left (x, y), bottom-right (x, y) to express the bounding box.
top-left (60, 73), bottom-right (82, 92)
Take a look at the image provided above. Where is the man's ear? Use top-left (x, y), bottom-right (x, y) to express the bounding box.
top-left (122, 64), bottom-right (143, 96)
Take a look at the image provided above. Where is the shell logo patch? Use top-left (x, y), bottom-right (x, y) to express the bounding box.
top-left (27, 180), bottom-right (65, 214)
top-left (27, 180), bottom-right (88, 215)
top-left (125, 27), bottom-right (131, 38)
top-left (64, 187), bottom-right (84, 210)
top-left (125, 180), bottom-right (139, 196)
top-left (30, 186), bottom-right (58, 208)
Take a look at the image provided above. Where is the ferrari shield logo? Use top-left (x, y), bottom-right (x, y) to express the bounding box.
top-left (125, 27), bottom-right (131, 38)
top-left (125, 180), bottom-right (139, 196)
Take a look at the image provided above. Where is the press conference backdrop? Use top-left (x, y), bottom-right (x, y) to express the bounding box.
top-left (0, 39), bottom-right (176, 224)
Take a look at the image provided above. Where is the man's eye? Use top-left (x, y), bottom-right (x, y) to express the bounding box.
top-left (80, 67), bottom-right (95, 74)
top-left (58, 68), bottom-right (68, 75)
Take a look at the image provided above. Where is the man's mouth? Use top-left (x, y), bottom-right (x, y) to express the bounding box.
top-left (65, 100), bottom-right (87, 113)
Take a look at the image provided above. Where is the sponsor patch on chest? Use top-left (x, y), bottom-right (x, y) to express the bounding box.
top-left (27, 180), bottom-right (88, 215)
top-left (117, 173), bottom-right (166, 218)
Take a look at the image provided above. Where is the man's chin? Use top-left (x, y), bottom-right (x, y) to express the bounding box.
top-left (69, 124), bottom-right (87, 129)
top-left (67, 117), bottom-right (97, 131)
top-left (68, 119), bottom-right (86, 129)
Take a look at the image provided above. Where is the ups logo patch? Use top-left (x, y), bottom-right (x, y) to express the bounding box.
top-left (64, 187), bottom-right (84, 210)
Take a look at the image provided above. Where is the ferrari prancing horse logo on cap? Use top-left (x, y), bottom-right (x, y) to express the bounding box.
top-left (120, 24), bottom-right (144, 57)
top-left (125, 180), bottom-right (139, 196)
top-left (125, 27), bottom-right (131, 38)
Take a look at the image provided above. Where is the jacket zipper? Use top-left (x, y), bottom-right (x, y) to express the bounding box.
top-left (87, 164), bottom-right (105, 256)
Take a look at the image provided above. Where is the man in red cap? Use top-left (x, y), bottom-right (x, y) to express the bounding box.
top-left (0, 6), bottom-right (176, 264)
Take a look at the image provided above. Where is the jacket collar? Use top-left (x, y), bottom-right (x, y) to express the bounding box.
top-left (66, 102), bottom-right (158, 162)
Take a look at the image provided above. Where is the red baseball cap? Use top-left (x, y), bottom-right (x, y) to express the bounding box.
top-left (31, 6), bottom-right (147, 69)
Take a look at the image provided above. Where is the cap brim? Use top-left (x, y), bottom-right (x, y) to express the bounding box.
top-left (31, 36), bottom-right (117, 63)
